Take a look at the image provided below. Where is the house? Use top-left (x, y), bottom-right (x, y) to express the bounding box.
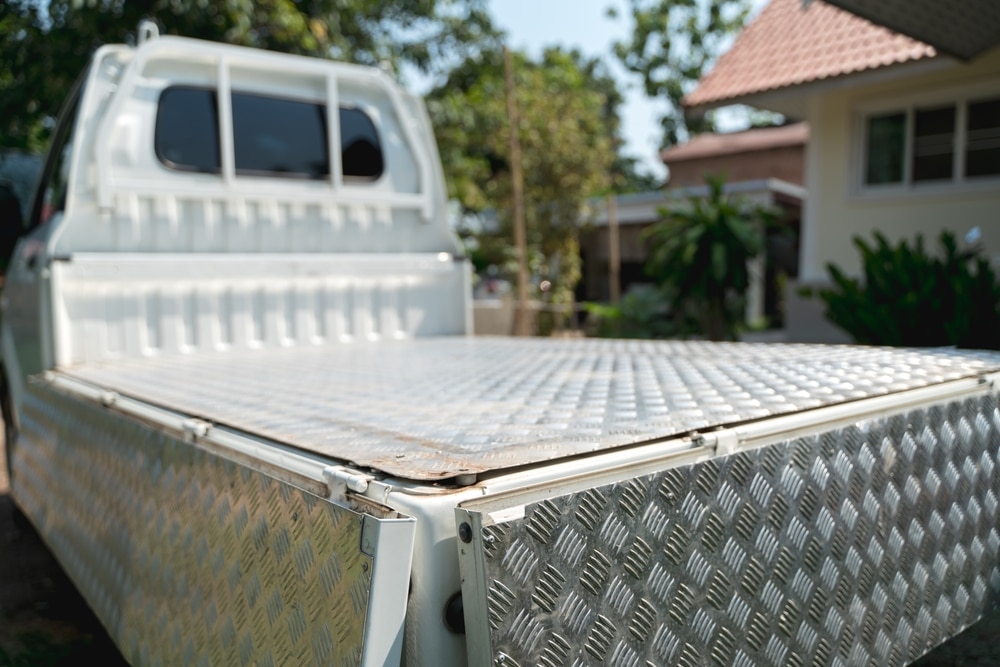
top-left (660, 121), bottom-right (808, 188)
top-left (577, 123), bottom-right (806, 328)
top-left (578, 178), bottom-right (805, 327)
top-left (684, 0), bottom-right (1000, 341)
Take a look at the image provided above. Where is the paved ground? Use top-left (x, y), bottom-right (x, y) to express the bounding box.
top-left (0, 421), bottom-right (997, 665)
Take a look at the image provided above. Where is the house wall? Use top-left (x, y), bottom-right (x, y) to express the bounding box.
top-left (800, 47), bottom-right (1000, 282)
top-left (667, 145), bottom-right (805, 187)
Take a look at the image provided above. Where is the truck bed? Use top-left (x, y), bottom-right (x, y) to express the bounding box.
top-left (61, 337), bottom-right (1000, 480)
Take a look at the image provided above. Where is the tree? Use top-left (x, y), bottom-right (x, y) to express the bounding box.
top-left (0, 3), bottom-right (54, 151)
top-left (427, 48), bottom-right (616, 310)
top-left (643, 173), bottom-right (773, 340)
top-left (610, 0), bottom-right (752, 148)
top-left (0, 0), bottom-right (499, 151)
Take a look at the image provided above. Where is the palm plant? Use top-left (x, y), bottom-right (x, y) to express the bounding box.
top-left (643, 174), bottom-right (773, 340)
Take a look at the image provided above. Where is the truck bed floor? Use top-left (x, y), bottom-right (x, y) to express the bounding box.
top-left (61, 337), bottom-right (1000, 480)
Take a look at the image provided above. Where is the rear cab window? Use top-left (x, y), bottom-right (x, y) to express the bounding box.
top-left (155, 87), bottom-right (220, 173)
top-left (154, 86), bottom-right (384, 181)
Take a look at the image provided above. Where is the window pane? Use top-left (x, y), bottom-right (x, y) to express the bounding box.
top-left (232, 93), bottom-right (329, 178)
top-left (912, 105), bottom-right (955, 182)
top-left (865, 113), bottom-right (905, 185)
top-left (340, 107), bottom-right (384, 179)
top-left (966, 97), bottom-right (1000, 178)
top-left (155, 87), bottom-right (221, 173)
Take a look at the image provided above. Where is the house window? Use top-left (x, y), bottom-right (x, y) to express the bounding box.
top-left (862, 95), bottom-right (1000, 188)
top-left (912, 105), bottom-right (955, 182)
top-left (865, 113), bottom-right (905, 185)
top-left (966, 97), bottom-right (1000, 178)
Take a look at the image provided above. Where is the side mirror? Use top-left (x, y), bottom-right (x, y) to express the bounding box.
top-left (0, 181), bottom-right (25, 274)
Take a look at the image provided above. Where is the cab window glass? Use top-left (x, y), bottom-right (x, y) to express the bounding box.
top-left (232, 92), bottom-right (328, 179)
top-left (340, 106), bottom-right (384, 179)
top-left (155, 87), bottom-right (220, 173)
top-left (156, 86), bottom-right (384, 181)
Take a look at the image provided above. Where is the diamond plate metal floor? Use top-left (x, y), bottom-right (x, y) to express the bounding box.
top-left (62, 338), bottom-right (1000, 480)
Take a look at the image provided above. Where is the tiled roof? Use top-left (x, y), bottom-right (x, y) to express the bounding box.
top-left (661, 122), bottom-right (808, 162)
top-left (683, 0), bottom-right (937, 110)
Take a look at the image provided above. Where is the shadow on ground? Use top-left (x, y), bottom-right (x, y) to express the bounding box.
top-left (0, 493), bottom-right (128, 666)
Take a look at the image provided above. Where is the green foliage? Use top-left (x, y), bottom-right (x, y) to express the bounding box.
top-left (644, 173), bottom-right (772, 340)
top-left (0, 0), bottom-right (499, 150)
top-left (427, 48), bottom-right (616, 308)
top-left (611, 0), bottom-right (752, 148)
top-left (818, 232), bottom-right (1000, 350)
top-left (584, 284), bottom-right (695, 339)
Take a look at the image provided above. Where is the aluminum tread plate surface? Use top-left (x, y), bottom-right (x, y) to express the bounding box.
top-left (62, 338), bottom-right (1000, 480)
top-left (462, 392), bottom-right (1000, 667)
top-left (14, 383), bottom-right (374, 667)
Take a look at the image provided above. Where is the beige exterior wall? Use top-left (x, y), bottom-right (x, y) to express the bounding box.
top-left (800, 47), bottom-right (1000, 282)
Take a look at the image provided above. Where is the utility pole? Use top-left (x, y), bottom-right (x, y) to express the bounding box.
top-left (504, 46), bottom-right (531, 336)
top-left (606, 193), bottom-right (620, 304)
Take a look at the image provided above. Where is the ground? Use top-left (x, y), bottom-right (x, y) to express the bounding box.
top-left (0, 424), bottom-right (128, 666)
top-left (0, 419), bottom-right (997, 665)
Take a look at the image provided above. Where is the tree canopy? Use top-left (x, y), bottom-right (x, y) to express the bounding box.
top-left (0, 0), bottom-right (499, 151)
top-left (611, 0), bottom-right (752, 148)
top-left (427, 48), bottom-right (619, 308)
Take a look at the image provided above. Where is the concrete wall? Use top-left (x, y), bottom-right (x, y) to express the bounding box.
top-left (800, 47), bottom-right (1000, 282)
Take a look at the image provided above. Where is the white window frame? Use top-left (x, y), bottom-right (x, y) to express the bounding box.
top-left (852, 80), bottom-right (1000, 198)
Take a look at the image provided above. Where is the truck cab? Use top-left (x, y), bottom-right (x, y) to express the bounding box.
top-left (2, 24), bottom-right (470, 422)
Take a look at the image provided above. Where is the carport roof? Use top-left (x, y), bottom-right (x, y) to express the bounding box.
top-left (824, 0), bottom-right (1000, 61)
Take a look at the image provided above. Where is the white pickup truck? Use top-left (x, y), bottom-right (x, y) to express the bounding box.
top-left (2, 28), bottom-right (999, 667)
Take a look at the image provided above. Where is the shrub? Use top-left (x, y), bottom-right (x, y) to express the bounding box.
top-left (643, 174), bottom-right (774, 341)
top-left (818, 231), bottom-right (1000, 350)
top-left (583, 284), bottom-right (697, 339)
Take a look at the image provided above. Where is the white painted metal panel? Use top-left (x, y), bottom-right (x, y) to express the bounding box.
top-left (51, 253), bottom-right (470, 364)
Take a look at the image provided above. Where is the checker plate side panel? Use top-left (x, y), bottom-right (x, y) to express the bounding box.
top-left (465, 393), bottom-right (1000, 666)
top-left (12, 383), bottom-right (373, 667)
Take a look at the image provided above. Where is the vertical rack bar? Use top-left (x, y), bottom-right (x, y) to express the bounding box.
top-left (217, 57), bottom-right (235, 186)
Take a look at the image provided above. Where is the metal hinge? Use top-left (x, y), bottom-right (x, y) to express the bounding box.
top-left (322, 466), bottom-right (372, 505)
top-left (182, 418), bottom-right (211, 442)
top-left (712, 428), bottom-right (741, 457)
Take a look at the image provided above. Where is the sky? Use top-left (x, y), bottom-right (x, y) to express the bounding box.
top-left (485, 0), bottom-right (770, 182)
